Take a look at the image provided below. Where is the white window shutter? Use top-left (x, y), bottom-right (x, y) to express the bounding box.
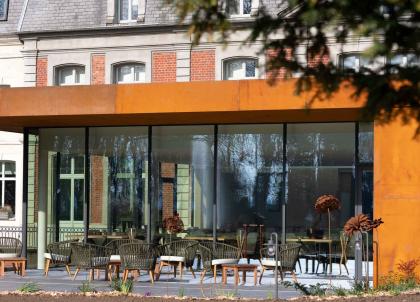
top-left (251, 0), bottom-right (259, 16)
top-left (137, 0), bottom-right (146, 22)
top-left (106, 0), bottom-right (116, 24)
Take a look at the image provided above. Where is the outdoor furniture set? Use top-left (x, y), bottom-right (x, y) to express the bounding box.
top-left (41, 237), bottom-right (305, 285)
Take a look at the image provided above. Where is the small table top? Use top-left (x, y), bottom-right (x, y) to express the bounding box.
top-left (287, 238), bottom-right (332, 243)
top-left (221, 263), bottom-right (257, 269)
top-left (0, 257), bottom-right (26, 261)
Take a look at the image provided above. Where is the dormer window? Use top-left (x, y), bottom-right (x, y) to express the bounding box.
top-left (0, 0), bottom-right (9, 21)
top-left (119, 0), bottom-right (139, 22)
top-left (55, 65), bottom-right (85, 86)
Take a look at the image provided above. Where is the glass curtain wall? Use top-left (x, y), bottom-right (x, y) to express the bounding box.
top-left (37, 128), bottom-right (85, 253)
top-left (89, 127), bottom-right (148, 240)
top-left (151, 126), bottom-right (214, 242)
top-left (217, 125), bottom-right (284, 245)
top-left (286, 123), bottom-right (355, 239)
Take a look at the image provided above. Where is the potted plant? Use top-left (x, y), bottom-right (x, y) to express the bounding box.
top-left (163, 211), bottom-right (184, 243)
top-left (0, 205), bottom-right (12, 220)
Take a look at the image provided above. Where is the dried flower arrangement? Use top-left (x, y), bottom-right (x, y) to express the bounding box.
top-left (343, 214), bottom-right (383, 237)
top-left (315, 194), bottom-right (341, 213)
top-left (163, 212), bottom-right (184, 234)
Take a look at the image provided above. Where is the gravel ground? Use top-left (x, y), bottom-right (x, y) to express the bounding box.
top-left (0, 292), bottom-right (419, 302)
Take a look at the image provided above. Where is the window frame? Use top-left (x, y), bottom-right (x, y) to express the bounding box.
top-left (222, 57), bottom-right (259, 80)
top-left (226, 0), bottom-right (252, 17)
top-left (118, 0), bottom-right (139, 23)
top-left (54, 64), bottom-right (86, 86)
top-left (0, 0), bottom-right (9, 21)
top-left (0, 160), bottom-right (16, 220)
top-left (112, 62), bottom-right (146, 84)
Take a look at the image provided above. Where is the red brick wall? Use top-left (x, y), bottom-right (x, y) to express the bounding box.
top-left (265, 49), bottom-right (292, 80)
top-left (191, 50), bottom-right (215, 81)
top-left (36, 57), bottom-right (48, 87)
top-left (152, 52), bottom-right (176, 83)
top-left (90, 156), bottom-right (103, 224)
top-left (91, 54), bottom-right (105, 85)
top-left (161, 163), bottom-right (175, 221)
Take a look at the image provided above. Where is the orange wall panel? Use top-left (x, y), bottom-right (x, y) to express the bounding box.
top-left (374, 120), bottom-right (420, 283)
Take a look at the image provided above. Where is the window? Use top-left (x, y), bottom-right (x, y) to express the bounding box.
top-left (0, 161), bottom-right (15, 219)
top-left (339, 53), bottom-right (370, 72)
top-left (0, 0), bottom-right (9, 21)
top-left (223, 58), bottom-right (258, 80)
top-left (119, 0), bottom-right (139, 22)
top-left (388, 53), bottom-right (419, 68)
top-left (55, 65), bottom-right (85, 86)
top-left (113, 63), bottom-right (146, 83)
top-left (226, 0), bottom-right (252, 16)
top-left (55, 155), bottom-right (84, 222)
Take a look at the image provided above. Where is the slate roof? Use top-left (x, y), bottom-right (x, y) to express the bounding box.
top-left (0, 0), bottom-right (25, 35)
top-left (10, 0), bottom-right (286, 34)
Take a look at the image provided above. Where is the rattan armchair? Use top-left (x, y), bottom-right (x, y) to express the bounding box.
top-left (44, 239), bottom-right (78, 277)
top-left (198, 242), bottom-right (240, 283)
top-left (0, 237), bottom-right (22, 256)
top-left (157, 239), bottom-right (198, 279)
top-left (0, 237), bottom-right (23, 275)
top-left (119, 243), bottom-right (158, 283)
top-left (71, 243), bottom-right (112, 281)
top-left (259, 243), bottom-right (301, 283)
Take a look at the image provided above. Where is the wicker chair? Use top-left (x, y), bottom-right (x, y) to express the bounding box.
top-left (71, 243), bottom-right (112, 281)
top-left (259, 243), bottom-right (301, 283)
top-left (157, 240), bottom-right (198, 279)
top-left (316, 233), bottom-right (351, 275)
top-left (0, 237), bottom-right (22, 256)
top-left (198, 242), bottom-right (240, 283)
top-left (44, 239), bottom-right (78, 277)
top-left (0, 237), bottom-right (23, 275)
top-left (119, 243), bottom-right (158, 283)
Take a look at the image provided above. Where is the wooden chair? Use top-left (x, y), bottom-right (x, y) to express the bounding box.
top-left (259, 243), bottom-right (301, 283)
top-left (119, 243), bottom-right (158, 283)
top-left (0, 237), bottom-right (23, 275)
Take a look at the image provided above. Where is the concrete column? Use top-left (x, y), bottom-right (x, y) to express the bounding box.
top-left (36, 145), bottom-right (48, 269)
top-left (176, 49), bottom-right (191, 82)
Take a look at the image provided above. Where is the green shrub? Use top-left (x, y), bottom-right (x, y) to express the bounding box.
top-left (17, 282), bottom-right (41, 293)
top-left (78, 281), bottom-right (96, 293)
top-left (110, 278), bottom-right (133, 295)
top-left (282, 281), bottom-right (327, 296)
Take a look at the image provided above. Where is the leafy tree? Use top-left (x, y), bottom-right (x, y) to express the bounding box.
top-left (170, 0), bottom-right (419, 133)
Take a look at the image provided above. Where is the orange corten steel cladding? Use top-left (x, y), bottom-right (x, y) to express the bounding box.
top-left (1, 79), bottom-right (420, 283)
top-left (0, 79), bottom-right (364, 130)
top-left (374, 120), bottom-right (420, 284)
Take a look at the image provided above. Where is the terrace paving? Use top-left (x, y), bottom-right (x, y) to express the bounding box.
top-left (0, 259), bottom-right (371, 299)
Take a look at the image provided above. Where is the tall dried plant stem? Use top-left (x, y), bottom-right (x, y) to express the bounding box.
top-left (328, 208), bottom-right (332, 274)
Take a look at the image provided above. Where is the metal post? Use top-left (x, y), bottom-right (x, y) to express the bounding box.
top-left (354, 232), bottom-right (363, 283)
top-left (267, 232), bottom-right (279, 299)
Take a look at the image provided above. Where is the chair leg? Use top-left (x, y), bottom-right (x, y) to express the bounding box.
top-left (189, 266), bottom-right (196, 279)
top-left (149, 270), bottom-right (155, 284)
top-left (65, 265), bottom-right (72, 277)
top-left (44, 259), bottom-right (51, 277)
top-left (173, 264), bottom-right (177, 278)
top-left (343, 263), bottom-right (349, 275)
top-left (88, 269), bottom-right (93, 281)
top-left (259, 267), bottom-right (265, 284)
top-left (123, 269), bottom-right (128, 282)
top-left (96, 269), bottom-right (100, 279)
top-left (213, 265), bottom-right (217, 283)
top-left (200, 269), bottom-right (207, 284)
top-left (178, 262), bottom-right (183, 279)
top-left (72, 268), bottom-right (80, 280)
